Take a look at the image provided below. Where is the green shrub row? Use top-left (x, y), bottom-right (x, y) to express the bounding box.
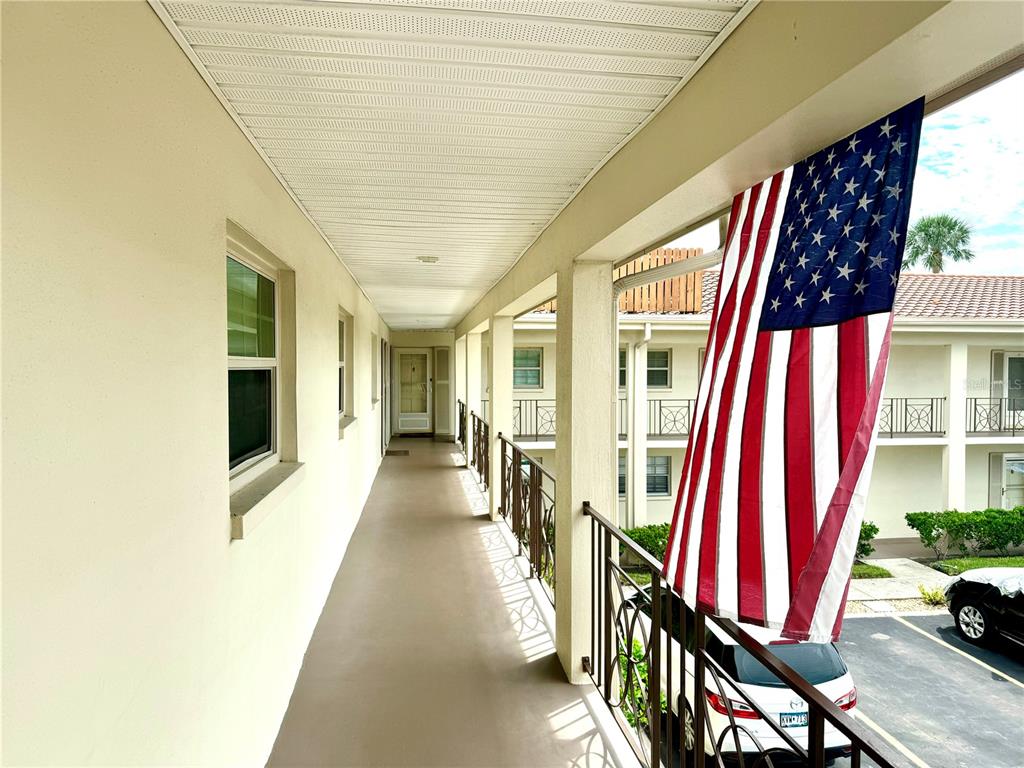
top-left (905, 507), bottom-right (1024, 559)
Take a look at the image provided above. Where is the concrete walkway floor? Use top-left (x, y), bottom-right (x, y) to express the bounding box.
top-left (268, 438), bottom-right (624, 768)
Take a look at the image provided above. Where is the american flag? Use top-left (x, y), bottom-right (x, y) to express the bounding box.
top-left (662, 99), bottom-right (924, 642)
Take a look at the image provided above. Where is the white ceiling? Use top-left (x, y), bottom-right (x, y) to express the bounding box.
top-left (154, 0), bottom-right (754, 328)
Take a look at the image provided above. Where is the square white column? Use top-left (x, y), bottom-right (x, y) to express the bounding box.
top-left (944, 342), bottom-right (968, 510)
top-left (488, 315), bottom-right (514, 521)
top-left (629, 325), bottom-right (650, 528)
top-left (466, 332), bottom-right (482, 464)
top-left (554, 261), bottom-right (616, 683)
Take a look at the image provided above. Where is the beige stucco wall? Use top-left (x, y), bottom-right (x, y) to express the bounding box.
top-left (2, 3), bottom-right (389, 765)
top-left (885, 344), bottom-right (950, 399)
top-left (865, 445), bottom-right (946, 538)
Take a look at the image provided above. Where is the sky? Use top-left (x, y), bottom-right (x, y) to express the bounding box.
top-left (669, 71), bottom-right (1024, 275)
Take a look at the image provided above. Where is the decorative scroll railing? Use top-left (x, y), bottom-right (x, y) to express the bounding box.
top-left (583, 503), bottom-right (909, 768)
top-left (967, 397), bottom-right (1024, 436)
top-left (507, 398), bottom-right (693, 441)
top-left (457, 399), bottom-right (467, 449)
top-left (877, 397), bottom-right (945, 437)
top-left (513, 399), bottom-right (557, 441)
top-left (499, 435), bottom-right (556, 603)
top-left (648, 399), bottom-right (696, 438)
top-left (470, 411), bottom-right (489, 490)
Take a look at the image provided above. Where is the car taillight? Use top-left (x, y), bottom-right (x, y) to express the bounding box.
top-left (834, 688), bottom-right (857, 711)
top-left (706, 692), bottom-right (760, 719)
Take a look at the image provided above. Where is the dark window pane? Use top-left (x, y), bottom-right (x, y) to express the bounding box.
top-left (227, 257), bottom-right (275, 358)
top-left (229, 369), bottom-right (272, 469)
top-left (648, 369), bottom-right (669, 388)
top-left (732, 643), bottom-right (847, 687)
top-left (513, 348), bottom-right (542, 367)
top-left (648, 350), bottom-right (669, 368)
top-left (339, 320), bottom-right (345, 362)
top-left (619, 348), bottom-right (626, 387)
top-left (618, 455), bottom-right (626, 495)
top-left (339, 367), bottom-right (345, 412)
top-left (513, 369), bottom-right (541, 388)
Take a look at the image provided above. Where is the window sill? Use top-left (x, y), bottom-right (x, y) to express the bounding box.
top-left (338, 414), bottom-right (357, 438)
top-left (230, 462), bottom-right (305, 540)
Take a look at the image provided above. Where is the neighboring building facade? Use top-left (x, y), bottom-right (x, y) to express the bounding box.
top-left (482, 266), bottom-right (1024, 549)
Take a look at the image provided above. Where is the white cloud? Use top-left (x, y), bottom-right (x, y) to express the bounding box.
top-left (907, 71), bottom-right (1024, 274)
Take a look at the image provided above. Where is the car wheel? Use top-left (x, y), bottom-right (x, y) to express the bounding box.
top-left (954, 601), bottom-right (994, 644)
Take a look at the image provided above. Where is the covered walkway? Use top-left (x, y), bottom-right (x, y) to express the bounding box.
top-left (269, 439), bottom-right (623, 767)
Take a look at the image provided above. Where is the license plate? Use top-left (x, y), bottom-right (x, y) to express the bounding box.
top-left (780, 712), bottom-right (808, 728)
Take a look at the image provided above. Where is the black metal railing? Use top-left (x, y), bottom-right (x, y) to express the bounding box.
top-left (878, 397), bottom-right (945, 437)
top-left (457, 399), bottom-right (467, 448)
top-left (470, 411), bottom-right (489, 489)
top-left (506, 397), bottom-right (693, 441)
top-left (499, 435), bottom-right (556, 603)
top-left (513, 399), bottom-right (557, 441)
top-left (648, 399), bottom-right (697, 438)
top-left (967, 397), bottom-right (1024, 436)
top-left (583, 503), bottom-right (909, 768)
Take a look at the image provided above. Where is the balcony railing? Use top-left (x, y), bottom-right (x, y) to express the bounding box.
top-left (648, 399), bottom-right (697, 438)
top-left (498, 435), bottom-right (556, 602)
top-left (503, 398), bottom-right (695, 441)
top-left (878, 397), bottom-right (945, 437)
top-left (470, 411), bottom-right (489, 489)
top-left (967, 397), bottom-right (1024, 436)
top-left (582, 503), bottom-right (908, 768)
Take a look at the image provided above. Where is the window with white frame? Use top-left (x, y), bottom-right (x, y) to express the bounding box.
top-left (619, 348), bottom-right (627, 388)
top-left (227, 256), bottom-right (277, 473)
top-left (647, 349), bottom-right (671, 388)
top-left (617, 455), bottom-right (672, 496)
top-left (698, 347), bottom-right (706, 384)
top-left (513, 347), bottom-right (543, 389)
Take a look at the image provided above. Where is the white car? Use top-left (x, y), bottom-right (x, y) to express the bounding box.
top-left (621, 589), bottom-right (857, 764)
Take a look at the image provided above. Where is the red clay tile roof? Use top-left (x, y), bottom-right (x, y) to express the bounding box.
top-left (699, 272), bottom-right (1024, 320)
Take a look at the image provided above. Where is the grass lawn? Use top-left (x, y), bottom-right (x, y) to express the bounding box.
top-left (852, 562), bottom-right (892, 579)
top-left (930, 555), bottom-right (1024, 576)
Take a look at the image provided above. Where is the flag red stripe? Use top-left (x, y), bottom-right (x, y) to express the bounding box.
top-left (737, 331), bottom-right (772, 623)
top-left (837, 317), bottom-right (868, 468)
top-left (671, 184), bottom-right (762, 591)
top-left (784, 327), bottom-right (815, 595)
top-left (663, 193), bottom-right (744, 582)
top-left (783, 315), bottom-right (895, 639)
top-left (697, 174), bottom-right (783, 610)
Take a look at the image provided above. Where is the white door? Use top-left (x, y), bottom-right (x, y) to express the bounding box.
top-left (1002, 454), bottom-right (1024, 508)
top-left (395, 349), bottom-right (432, 433)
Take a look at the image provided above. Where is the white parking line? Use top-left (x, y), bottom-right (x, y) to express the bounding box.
top-left (855, 710), bottom-right (932, 768)
top-left (892, 616), bottom-right (1024, 691)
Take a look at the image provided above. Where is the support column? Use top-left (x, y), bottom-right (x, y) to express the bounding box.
top-left (466, 332), bottom-right (482, 467)
top-left (455, 335), bottom-right (466, 415)
top-left (488, 315), bottom-right (514, 521)
top-left (555, 261), bottom-right (616, 684)
top-left (630, 324), bottom-right (651, 528)
top-left (945, 342), bottom-right (968, 510)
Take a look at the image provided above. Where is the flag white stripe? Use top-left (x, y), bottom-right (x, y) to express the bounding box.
top-left (762, 329), bottom-right (792, 627)
top-left (811, 323), bottom-right (840, 529)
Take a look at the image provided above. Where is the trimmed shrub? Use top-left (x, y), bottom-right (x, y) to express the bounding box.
top-left (905, 507), bottom-right (1024, 559)
top-left (622, 523), bottom-right (671, 561)
top-left (857, 521), bottom-right (880, 560)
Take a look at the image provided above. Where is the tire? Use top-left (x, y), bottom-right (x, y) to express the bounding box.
top-left (954, 600), bottom-right (995, 644)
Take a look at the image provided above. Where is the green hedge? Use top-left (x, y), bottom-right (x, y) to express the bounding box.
top-left (622, 523), bottom-right (671, 561)
top-left (858, 521), bottom-right (879, 560)
top-left (905, 507), bottom-right (1024, 559)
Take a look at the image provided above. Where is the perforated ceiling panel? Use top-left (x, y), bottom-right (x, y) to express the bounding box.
top-left (153, 0), bottom-right (753, 328)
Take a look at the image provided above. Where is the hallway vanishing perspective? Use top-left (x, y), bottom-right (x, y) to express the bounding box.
top-left (269, 439), bottom-right (619, 767)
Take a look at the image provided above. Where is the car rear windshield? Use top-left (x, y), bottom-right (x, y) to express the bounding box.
top-left (721, 642), bottom-right (848, 687)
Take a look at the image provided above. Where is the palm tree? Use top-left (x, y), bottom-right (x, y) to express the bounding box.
top-left (903, 214), bottom-right (975, 273)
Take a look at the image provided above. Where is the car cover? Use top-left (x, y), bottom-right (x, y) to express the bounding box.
top-left (947, 567), bottom-right (1024, 599)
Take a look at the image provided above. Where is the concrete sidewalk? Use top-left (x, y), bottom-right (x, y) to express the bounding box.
top-left (847, 558), bottom-right (950, 614)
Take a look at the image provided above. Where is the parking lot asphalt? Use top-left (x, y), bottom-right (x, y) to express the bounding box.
top-left (836, 614), bottom-right (1024, 768)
